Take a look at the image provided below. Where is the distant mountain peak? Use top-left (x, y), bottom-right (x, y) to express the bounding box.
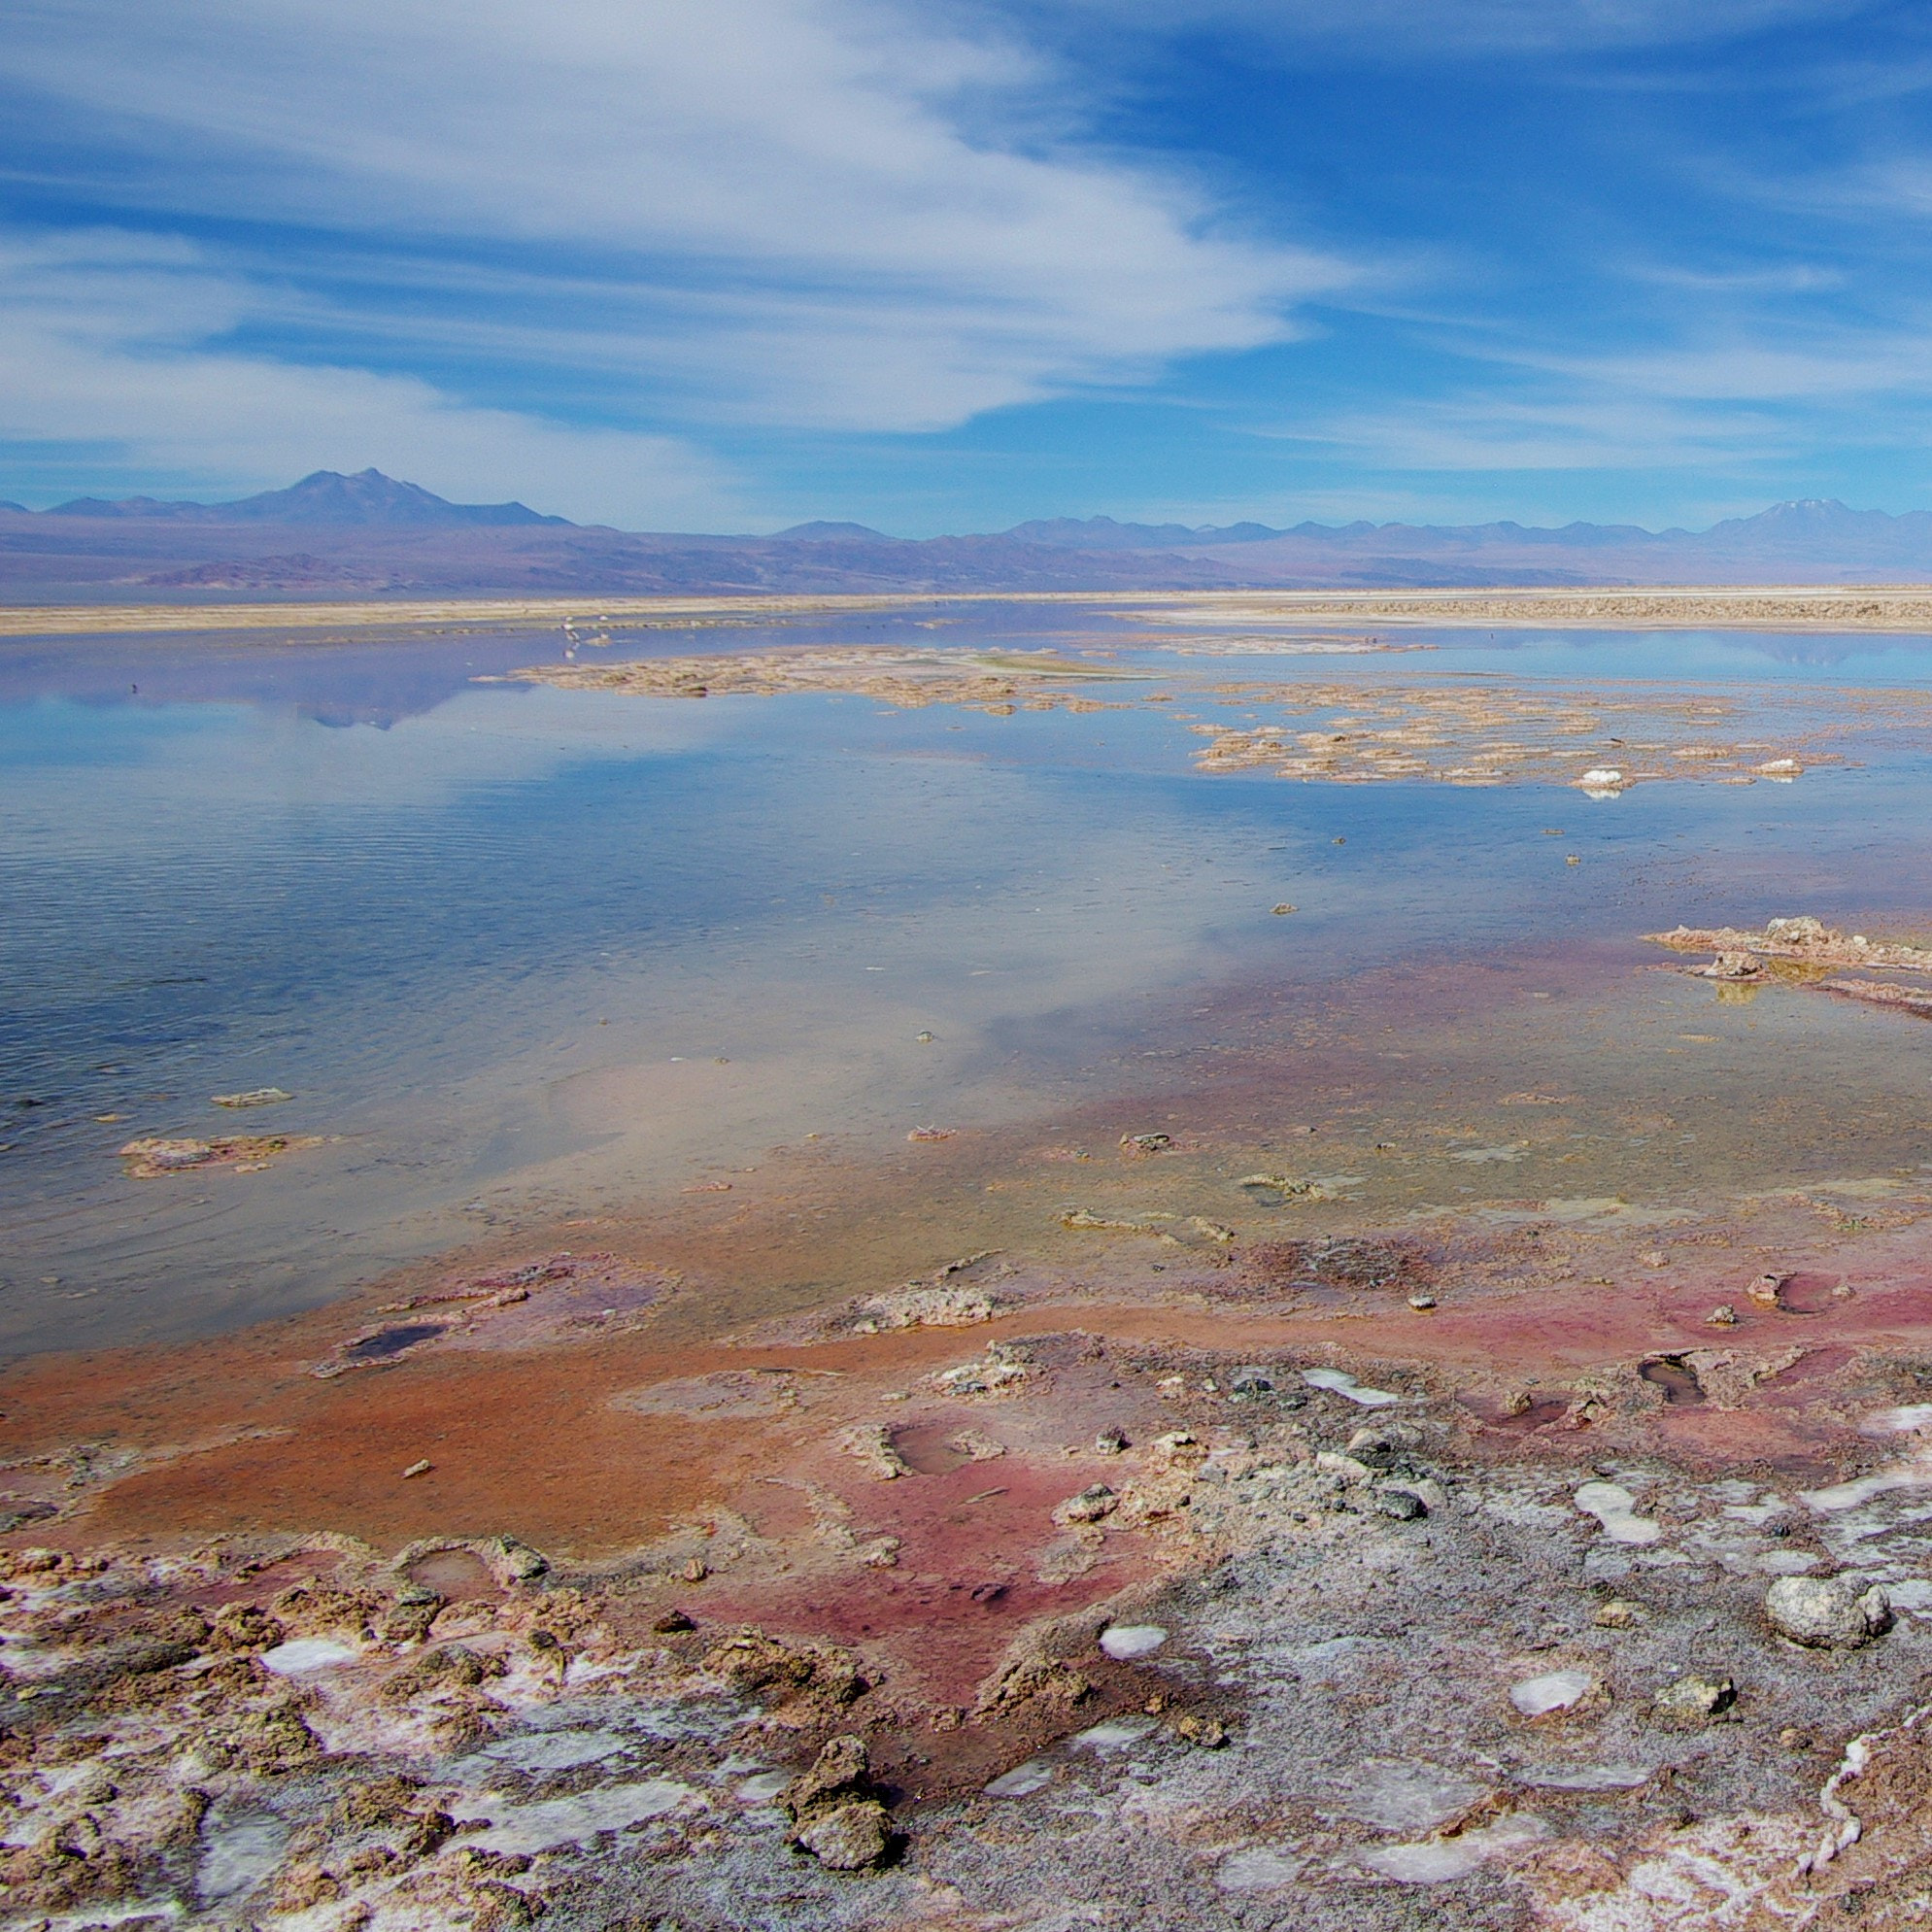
top-left (220, 469), bottom-right (567, 526)
top-left (45, 468), bottom-right (568, 527)
top-left (772, 520), bottom-right (895, 541)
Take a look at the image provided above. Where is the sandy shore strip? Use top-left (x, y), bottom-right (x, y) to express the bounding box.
top-left (0, 593), bottom-right (987, 639)
top-left (11, 583), bottom-right (1932, 638)
top-left (1122, 586), bottom-right (1932, 630)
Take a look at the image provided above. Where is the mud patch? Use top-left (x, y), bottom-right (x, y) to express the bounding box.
top-left (1461, 1392), bottom-right (1572, 1432)
top-left (338, 1322), bottom-right (447, 1365)
top-left (405, 1546), bottom-right (502, 1600)
top-left (1639, 1355), bottom-right (1707, 1406)
top-left (1776, 1271), bottom-right (1845, 1314)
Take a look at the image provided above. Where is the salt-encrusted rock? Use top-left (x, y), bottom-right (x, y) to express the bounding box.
top-left (855, 1283), bottom-right (998, 1330)
top-left (376, 1644), bottom-right (506, 1707)
top-left (1345, 1428), bottom-right (1403, 1468)
top-left (927, 1344), bottom-right (1031, 1397)
top-left (974, 1653), bottom-right (1092, 1718)
top-left (1509, 1670), bottom-right (1598, 1717)
top-left (1692, 951), bottom-right (1762, 980)
top-left (1169, 1712), bottom-right (1228, 1747)
top-left (1349, 1420), bottom-right (1420, 1455)
top-left (480, 1536), bottom-right (548, 1583)
top-left (1055, 1483), bottom-right (1118, 1525)
top-left (704, 1627), bottom-right (864, 1712)
top-left (796, 1800), bottom-right (891, 1870)
top-left (782, 1735), bottom-right (893, 1870)
top-left (837, 1424), bottom-right (910, 1480)
top-left (784, 1733), bottom-right (869, 1813)
top-left (119, 1135), bottom-right (212, 1169)
top-left (1653, 1674), bottom-right (1736, 1725)
top-left (1765, 1576), bottom-right (1891, 1648)
top-left (207, 1602), bottom-right (285, 1652)
top-left (1651, 917), bottom-right (1932, 971)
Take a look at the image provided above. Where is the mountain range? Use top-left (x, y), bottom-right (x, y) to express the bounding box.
top-left (31, 468), bottom-right (567, 528)
top-left (6, 469), bottom-right (1932, 598)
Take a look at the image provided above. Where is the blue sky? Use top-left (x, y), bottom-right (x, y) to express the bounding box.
top-left (7, 0), bottom-right (1932, 531)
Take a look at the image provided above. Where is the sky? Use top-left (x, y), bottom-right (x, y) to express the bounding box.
top-left (7, 0), bottom-right (1932, 532)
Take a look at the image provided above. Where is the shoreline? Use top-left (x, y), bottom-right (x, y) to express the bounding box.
top-left (10, 583), bottom-right (1932, 638)
top-left (15, 909), bottom-right (1932, 1920)
top-left (9, 1166), bottom-right (1932, 1924)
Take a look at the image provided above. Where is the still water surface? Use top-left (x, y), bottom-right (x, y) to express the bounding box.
top-left (5, 600), bottom-right (1932, 1354)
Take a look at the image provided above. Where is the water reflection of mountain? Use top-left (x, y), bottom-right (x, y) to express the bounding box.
top-left (0, 632), bottom-right (542, 727)
top-left (1726, 632), bottom-right (1932, 667)
top-left (0, 602), bottom-right (1155, 725)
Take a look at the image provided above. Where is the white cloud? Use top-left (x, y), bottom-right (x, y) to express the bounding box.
top-left (4, 0), bottom-right (1349, 435)
top-left (1285, 392), bottom-right (1776, 474)
top-left (1272, 310), bottom-right (1932, 482)
top-left (1049, 0), bottom-right (1864, 57)
top-left (1505, 322), bottom-right (1932, 406)
top-left (0, 232), bottom-right (737, 521)
top-left (1627, 262), bottom-right (1845, 295)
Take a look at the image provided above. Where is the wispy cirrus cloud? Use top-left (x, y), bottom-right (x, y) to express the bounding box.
top-left (1277, 392), bottom-right (1781, 477)
top-left (1272, 314), bottom-right (1932, 490)
top-left (0, 0), bottom-right (1352, 479)
top-left (0, 231), bottom-right (737, 520)
top-left (1036, 0), bottom-right (1870, 58)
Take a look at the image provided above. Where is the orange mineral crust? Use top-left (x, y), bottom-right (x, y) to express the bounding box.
top-left (10, 1169), bottom-right (1932, 1565)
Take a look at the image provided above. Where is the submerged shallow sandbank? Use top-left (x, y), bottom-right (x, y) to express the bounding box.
top-left (506, 644), bottom-right (1929, 793)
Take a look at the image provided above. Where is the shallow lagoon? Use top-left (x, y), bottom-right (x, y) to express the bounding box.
top-left (7, 598), bottom-right (1932, 1354)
